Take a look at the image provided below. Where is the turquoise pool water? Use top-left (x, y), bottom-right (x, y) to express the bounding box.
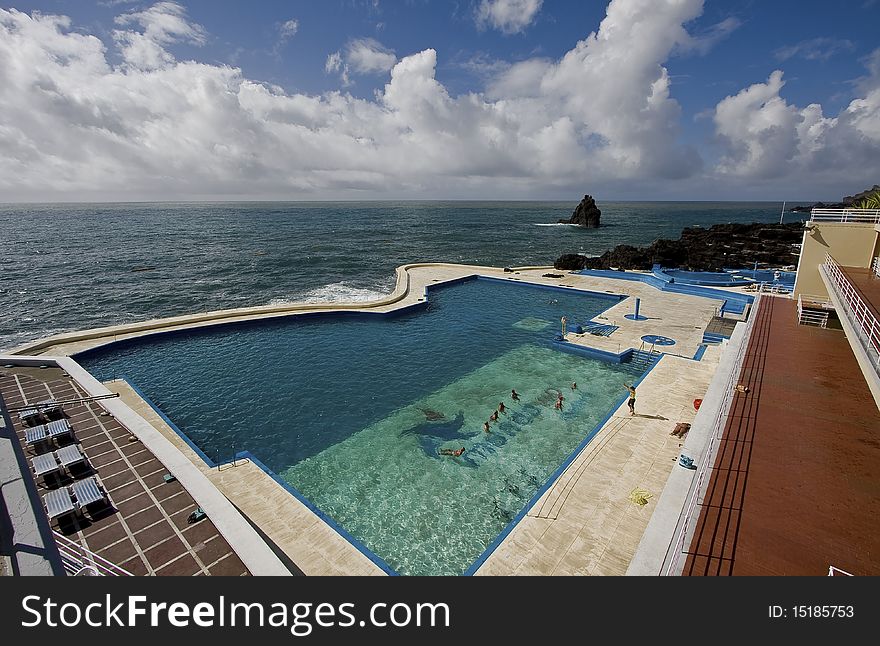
top-left (78, 277), bottom-right (647, 575)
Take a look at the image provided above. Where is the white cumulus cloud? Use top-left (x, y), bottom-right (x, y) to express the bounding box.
top-left (712, 54), bottom-right (880, 194)
top-left (2, 0), bottom-right (875, 201)
top-left (325, 37), bottom-right (396, 85)
top-left (475, 0), bottom-right (543, 35)
top-left (112, 0), bottom-right (205, 70)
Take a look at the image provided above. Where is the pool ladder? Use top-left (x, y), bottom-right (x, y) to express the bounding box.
top-left (630, 344), bottom-right (660, 369)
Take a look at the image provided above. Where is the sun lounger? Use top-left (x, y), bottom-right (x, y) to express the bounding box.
top-left (19, 407), bottom-right (43, 424)
top-left (72, 477), bottom-right (107, 508)
top-left (43, 488), bottom-right (76, 521)
top-left (24, 426), bottom-right (49, 446)
top-left (45, 419), bottom-right (72, 440)
top-left (32, 453), bottom-right (61, 479)
top-left (56, 444), bottom-right (87, 470)
top-left (36, 399), bottom-right (63, 416)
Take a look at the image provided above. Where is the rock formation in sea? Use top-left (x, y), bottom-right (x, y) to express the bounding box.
top-left (555, 222), bottom-right (805, 272)
top-left (559, 195), bottom-right (601, 227)
top-left (790, 184), bottom-right (880, 212)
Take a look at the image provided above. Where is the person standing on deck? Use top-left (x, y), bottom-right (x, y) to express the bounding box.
top-left (561, 316), bottom-right (567, 337)
top-left (623, 383), bottom-right (636, 416)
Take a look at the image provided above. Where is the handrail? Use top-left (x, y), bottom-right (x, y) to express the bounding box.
top-left (53, 530), bottom-right (133, 576)
top-left (828, 565), bottom-right (854, 576)
top-left (797, 294), bottom-right (831, 328)
top-left (810, 208), bottom-right (880, 223)
top-left (821, 254), bottom-right (880, 370)
top-left (662, 291), bottom-right (762, 575)
top-left (872, 256), bottom-right (880, 279)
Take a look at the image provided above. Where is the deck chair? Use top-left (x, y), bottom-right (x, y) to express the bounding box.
top-left (19, 408), bottom-right (44, 424)
top-left (32, 453), bottom-right (61, 480)
top-left (43, 488), bottom-right (76, 521)
top-left (24, 425), bottom-right (49, 447)
top-left (36, 399), bottom-right (63, 417)
top-left (45, 419), bottom-right (72, 441)
top-left (56, 444), bottom-right (88, 471)
top-left (72, 477), bottom-right (108, 509)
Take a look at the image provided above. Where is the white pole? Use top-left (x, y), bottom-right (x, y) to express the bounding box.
top-left (779, 200), bottom-right (786, 224)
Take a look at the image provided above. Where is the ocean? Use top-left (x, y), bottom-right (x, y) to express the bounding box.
top-left (0, 201), bottom-right (804, 351)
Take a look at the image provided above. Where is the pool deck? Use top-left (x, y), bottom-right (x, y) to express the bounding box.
top-left (4, 263), bottom-right (742, 576)
top-left (681, 297), bottom-right (880, 575)
top-left (0, 367), bottom-right (285, 576)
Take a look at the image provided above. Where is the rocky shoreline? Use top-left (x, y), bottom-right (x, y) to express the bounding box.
top-left (555, 221), bottom-right (805, 272)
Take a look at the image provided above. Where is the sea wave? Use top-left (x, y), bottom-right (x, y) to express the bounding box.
top-left (269, 282), bottom-right (391, 306)
top-left (532, 223), bottom-right (580, 227)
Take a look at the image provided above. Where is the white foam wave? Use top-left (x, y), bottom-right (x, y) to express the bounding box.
top-left (269, 282), bottom-right (390, 307)
top-left (532, 223), bottom-right (580, 227)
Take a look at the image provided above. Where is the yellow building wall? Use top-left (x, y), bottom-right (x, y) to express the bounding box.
top-left (793, 222), bottom-right (880, 298)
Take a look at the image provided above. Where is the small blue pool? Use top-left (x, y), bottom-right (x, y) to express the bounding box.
top-left (76, 277), bottom-right (650, 576)
top-left (641, 335), bottom-right (675, 346)
top-left (733, 269), bottom-right (796, 288)
top-left (660, 269), bottom-right (750, 287)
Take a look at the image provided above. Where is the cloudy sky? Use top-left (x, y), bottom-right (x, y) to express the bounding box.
top-left (0, 0), bottom-right (878, 202)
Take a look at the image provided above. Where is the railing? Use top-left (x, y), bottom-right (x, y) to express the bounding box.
top-left (810, 208), bottom-right (880, 224)
top-left (873, 256), bottom-right (880, 279)
top-left (53, 530), bottom-right (133, 576)
top-left (797, 294), bottom-right (832, 328)
top-left (662, 292), bottom-right (762, 575)
top-left (821, 254), bottom-right (880, 371)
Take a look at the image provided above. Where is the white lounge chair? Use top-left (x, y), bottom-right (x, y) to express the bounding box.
top-left (24, 426), bottom-right (48, 447)
top-left (32, 453), bottom-right (61, 480)
top-left (36, 399), bottom-right (63, 416)
top-left (56, 444), bottom-right (87, 470)
top-left (19, 408), bottom-right (43, 424)
top-left (43, 488), bottom-right (76, 521)
top-left (45, 419), bottom-right (72, 441)
top-left (72, 477), bottom-right (108, 508)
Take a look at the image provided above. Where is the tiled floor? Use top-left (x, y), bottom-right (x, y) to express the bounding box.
top-left (0, 369), bottom-right (250, 576)
top-left (682, 298), bottom-right (880, 575)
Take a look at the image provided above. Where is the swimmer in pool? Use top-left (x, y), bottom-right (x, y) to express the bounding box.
top-left (439, 447), bottom-right (465, 457)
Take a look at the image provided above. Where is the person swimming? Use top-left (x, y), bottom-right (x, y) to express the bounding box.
top-left (571, 382), bottom-right (577, 390)
top-left (490, 410), bottom-right (499, 422)
top-left (483, 421), bottom-right (490, 433)
top-left (439, 447), bottom-right (465, 457)
top-left (555, 394), bottom-right (564, 410)
top-left (511, 389), bottom-right (520, 401)
top-left (498, 401), bottom-right (506, 414)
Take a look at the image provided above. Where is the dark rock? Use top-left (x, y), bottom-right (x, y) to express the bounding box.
top-left (559, 194), bottom-right (601, 227)
top-left (554, 221), bottom-right (806, 272)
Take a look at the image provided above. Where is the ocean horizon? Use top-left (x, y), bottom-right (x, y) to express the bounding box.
top-left (0, 200), bottom-right (808, 351)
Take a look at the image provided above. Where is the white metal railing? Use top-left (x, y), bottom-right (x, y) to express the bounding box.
top-left (873, 256), bottom-right (880, 278)
top-left (828, 565), bottom-right (854, 576)
top-left (821, 254), bottom-right (880, 371)
top-left (810, 208), bottom-right (880, 224)
top-left (53, 530), bottom-right (133, 576)
top-left (663, 292), bottom-right (762, 576)
top-left (797, 294), bottom-right (832, 328)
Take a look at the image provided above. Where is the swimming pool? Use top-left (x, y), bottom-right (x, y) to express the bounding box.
top-left (659, 269), bottom-right (751, 287)
top-left (77, 277), bottom-right (648, 575)
top-left (732, 269), bottom-right (796, 288)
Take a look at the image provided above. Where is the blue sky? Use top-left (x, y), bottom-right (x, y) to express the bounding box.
top-left (1, 0), bottom-right (879, 200)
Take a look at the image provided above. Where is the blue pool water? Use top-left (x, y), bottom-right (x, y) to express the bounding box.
top-left (732, 269), bottom-right (796, 287)
top-left (661, 269), bottom-right (750, 287)
top-left (78, 278), bottom-right (647, 575)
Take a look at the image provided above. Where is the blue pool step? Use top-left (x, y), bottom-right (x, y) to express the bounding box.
top-left (626, 349), bottom-right (660, 370)
top-left (702, 332), bottom-right (728, 344)
top-left (576, 321), bottom-right (619, 337)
